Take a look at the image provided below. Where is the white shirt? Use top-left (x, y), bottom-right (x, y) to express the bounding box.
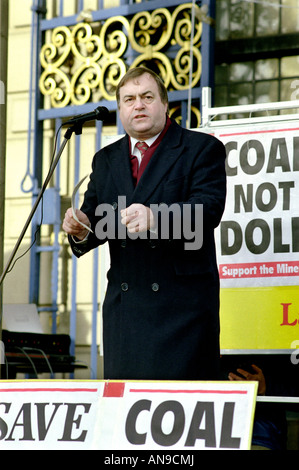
top-left (130, 133), bottom-right (161, 165)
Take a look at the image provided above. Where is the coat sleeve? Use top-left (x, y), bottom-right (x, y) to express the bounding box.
top-left (189, 133), bottom-right (227, 228)
top-left (151, 132), bottom-right (227, 244)
top-left (68, 151), bottom-right (107, 258)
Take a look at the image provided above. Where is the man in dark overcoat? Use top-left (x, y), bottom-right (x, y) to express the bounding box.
top-left (62, 67), bottom-right (226, 381)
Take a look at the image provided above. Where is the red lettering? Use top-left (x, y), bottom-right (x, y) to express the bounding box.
top-left (280, 303), bottom-right (298, 326)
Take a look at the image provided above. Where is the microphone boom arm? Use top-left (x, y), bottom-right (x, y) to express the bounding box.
top-left (0, 122), bottom-right (83, 286)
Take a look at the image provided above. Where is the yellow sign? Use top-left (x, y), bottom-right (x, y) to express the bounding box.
top-left (220, 285), bottom-right (299, 350)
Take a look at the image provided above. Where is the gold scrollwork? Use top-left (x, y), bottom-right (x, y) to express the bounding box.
top-left (129, 9), bottom-right (173, 53)
top-left (99, 16), bottom-right (130, 101)
top-left (131, 4), bottom-right (202, 91)
top-left (40, 23), bottom-right (104, 107)
top-left (169, 105), bottom-right (201, 128)
top-left (39, 4), bottom-right (202, 108)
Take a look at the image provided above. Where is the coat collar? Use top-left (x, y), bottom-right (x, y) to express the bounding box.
top-left (105, 134), bottom-right (135, 197)
top-left (105, 118), bottom-right (185, 204)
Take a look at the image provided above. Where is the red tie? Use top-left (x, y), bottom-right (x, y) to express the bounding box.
top-left (136, 141), bottom-right (149, 160)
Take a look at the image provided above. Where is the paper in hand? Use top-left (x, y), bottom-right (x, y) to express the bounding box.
top-left (71, 174), bottom-right (93, 233)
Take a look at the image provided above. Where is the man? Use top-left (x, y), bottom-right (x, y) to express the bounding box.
top-left (63, 67), bottom-right (226, 381)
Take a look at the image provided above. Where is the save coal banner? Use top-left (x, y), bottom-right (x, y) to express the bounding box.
top-left (212, 122), bottom-right (299, 349)
top-left (0, 380), bottom-right (257, 450)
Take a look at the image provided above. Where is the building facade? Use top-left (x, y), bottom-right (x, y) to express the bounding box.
top-left (2, 0), bottom-right (299, 386)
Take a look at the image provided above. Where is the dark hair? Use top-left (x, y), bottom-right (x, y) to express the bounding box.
top-left (116, 66), bottom-right (169, 107)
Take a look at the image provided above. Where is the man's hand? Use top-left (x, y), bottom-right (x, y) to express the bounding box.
top-left (228, 364), bottom-right (266, 395)
top-left (120, 203), bottom-right (155, 233)
top-left (62, 208), bottom-right (91, 241)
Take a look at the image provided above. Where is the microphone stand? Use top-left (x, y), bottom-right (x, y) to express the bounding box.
top-left (0, 122), bottom-right (83, 287)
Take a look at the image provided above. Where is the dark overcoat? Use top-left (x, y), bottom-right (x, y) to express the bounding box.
top-left (70, 118), bottom-right (226, 381)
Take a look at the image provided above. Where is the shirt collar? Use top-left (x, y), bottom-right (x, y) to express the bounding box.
top-left (130, 133), bottom-right (161, 155)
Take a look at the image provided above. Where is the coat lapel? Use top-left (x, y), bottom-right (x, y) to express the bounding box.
top-left (103, 120), bottom-right (185, 205)
top-left (131, 120), bottom-right (185, 204)
top-left (104, 135), bottom-right (135, 198)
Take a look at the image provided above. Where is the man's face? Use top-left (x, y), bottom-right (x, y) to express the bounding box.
top-left (118, 73), bottom-right (168, 140)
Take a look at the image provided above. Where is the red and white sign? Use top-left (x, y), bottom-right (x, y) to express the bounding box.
top-left (0, 380), bottom-right (257, 450)
top-left (214, 124), bottom-right (299, 288)
top-left (0, 381), bottom-right (104, 449)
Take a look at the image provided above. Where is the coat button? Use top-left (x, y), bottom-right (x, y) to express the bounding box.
top-left (112, 202), bottom-right (118, 211)
top-left (151, 283), bottom-right (159, 292)
top-left (121, 282), bottom-right (129, 292)
top-left (120, 240), bottom-right (126, 248)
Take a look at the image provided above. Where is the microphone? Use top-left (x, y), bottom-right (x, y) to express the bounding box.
top-left (64, 106), bottom-right (109, 126)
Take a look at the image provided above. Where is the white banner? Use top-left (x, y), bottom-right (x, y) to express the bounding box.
top-left (0, 380), bottom-right (257, 450)
top-left (214, 123), bottom-right (299, 288)
top-left (0, 381), bottom-right (104, 450)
